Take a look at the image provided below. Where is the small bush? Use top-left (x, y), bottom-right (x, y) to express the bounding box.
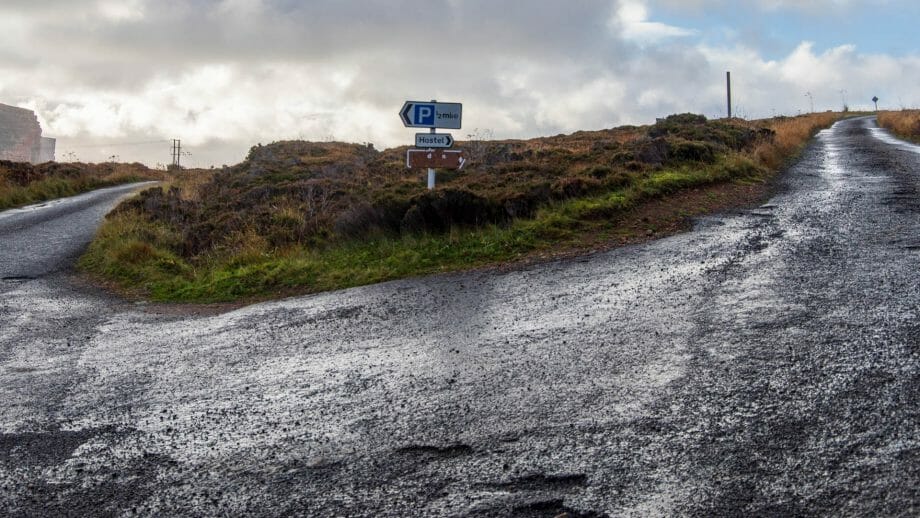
top-left (603, 171), bottom-right (634, 189)
top-left (551, 176), bottom-right (602, 199)
top-left (563, 192), bottom-right (632, 220)
top-left (114, 240), bottom-right (156, 265)
top-left (334, 202), bottom-right (386, 238)
top-left (584, 165), bottom-right (613, 179)
top-left (400, 189), bottom-right (504, 234)
top-left (642, 170), bottom-right (703, 197)
top-left (635, 138), bottom-right (671, 164)
top-left (0, 161), bottom-right (43, 186)
top-left (669, 140), bottom-right (716, 163)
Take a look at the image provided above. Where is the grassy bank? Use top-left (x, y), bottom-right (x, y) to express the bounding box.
top-left (877, 110), bottom-right (920, 143)
top-left (80, 112), bottom-right (838, 303)
top-left (0, 161), bottom-right (166, 211)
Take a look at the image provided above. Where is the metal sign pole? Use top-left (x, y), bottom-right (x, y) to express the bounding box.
top-left (428, 100), bottom-right (436, 190)
top-left (726, 71), bottom-right (732, 119)
top-left (427, 129), bottom-right (436, 190)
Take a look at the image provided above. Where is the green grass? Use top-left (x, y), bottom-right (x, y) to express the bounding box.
top-left (79, 113), bottom-right (840, 303)
top-left (79, 154), bottom-right (767, 303)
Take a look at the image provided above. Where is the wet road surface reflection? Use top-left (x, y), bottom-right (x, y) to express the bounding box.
top-left (1, 119), bottom-right (918, 516)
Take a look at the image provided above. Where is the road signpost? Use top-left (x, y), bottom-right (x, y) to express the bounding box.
top-left (407, 149), bottom-right (468, 170)
top-left (400, 101), bottom-right (463, 130)
top-left (400, 99), bottom-right (463, 190)
top-left (415, 133), bottom-right (454, 148)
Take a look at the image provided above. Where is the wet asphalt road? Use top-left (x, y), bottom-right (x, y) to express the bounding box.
top-left (0, 182), bottom-right (156, 280)
top-left (1, 118), bottom-right (918, 517)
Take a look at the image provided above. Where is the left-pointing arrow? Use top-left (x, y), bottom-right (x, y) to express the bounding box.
top-left (400, 102), bottom-right (413, 127)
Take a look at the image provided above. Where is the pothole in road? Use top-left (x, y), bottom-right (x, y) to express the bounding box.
top-left (885, 240), bottom-right (920, 251)
top-left (478, 473), bottom-right (588, 492)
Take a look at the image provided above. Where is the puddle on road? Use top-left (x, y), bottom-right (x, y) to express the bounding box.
top-left (869, 126), bottom-right (920, 154)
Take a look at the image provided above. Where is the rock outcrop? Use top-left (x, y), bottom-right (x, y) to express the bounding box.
top-left (0, 103), bottom-right (54, 163)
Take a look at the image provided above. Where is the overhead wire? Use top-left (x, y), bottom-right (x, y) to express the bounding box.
top-left (58, 139), bottom-right (171, 149)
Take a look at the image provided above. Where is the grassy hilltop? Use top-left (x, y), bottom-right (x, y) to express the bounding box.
top-left (80, 112), bottom-right (838, 303)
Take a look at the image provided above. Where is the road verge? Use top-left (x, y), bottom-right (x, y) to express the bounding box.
top-left (79, 113), bottom-right (839, 303)
top-left (877, 110), bottom-right (920, 143)
top-left (0, 161), bottom-right (167, 211)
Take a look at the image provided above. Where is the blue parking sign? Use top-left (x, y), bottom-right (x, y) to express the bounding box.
top-left (400, 101), bottom-right (463, 129)
top-left (414, 104), bottom-right (435, 126)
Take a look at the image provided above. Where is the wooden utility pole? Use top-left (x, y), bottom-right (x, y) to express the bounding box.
top-left (726, 71), bottom-right (732, 119)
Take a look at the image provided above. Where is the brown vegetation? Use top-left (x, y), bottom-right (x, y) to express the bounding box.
top-left (114, 113), bottom-right (793, 259)
top-left (84, 112), bottom-right (839, 302)
top-left (753, 112), bottom-right (838, 169)
top-left (0, 160), bottom-right (167, 210)
top-left (877, 110), bottom-right (920, 143)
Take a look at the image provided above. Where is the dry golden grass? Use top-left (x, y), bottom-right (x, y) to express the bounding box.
top-left (0, 161), bottom-right (167, 210)
top-left (754, 112), bottom-right (840, 170)
top-left (454, 125), bottom-right (645, 157)
top-left (157, 168), bottom-right (218, 201)
top-left (104, 163), bottom-right (170, 182)
top-left (877, 110), bottom-right (920, 142)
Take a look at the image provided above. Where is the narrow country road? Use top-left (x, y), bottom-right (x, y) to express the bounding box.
top-left (0, 118), bottom-right (918, 517)
top-left (0, 182), bottom-right (156, 279)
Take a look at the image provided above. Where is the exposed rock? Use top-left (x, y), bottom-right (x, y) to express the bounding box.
top-left (0, 103), bottom-right (55, 163)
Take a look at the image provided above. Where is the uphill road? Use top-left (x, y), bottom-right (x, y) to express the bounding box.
top-left (0, 182), bottom-right (156, 280)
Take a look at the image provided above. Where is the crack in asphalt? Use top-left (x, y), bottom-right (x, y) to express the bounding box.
top-left (0, 119), bottom-right (918, 516)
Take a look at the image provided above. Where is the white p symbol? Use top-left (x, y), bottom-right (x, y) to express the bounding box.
top-left (416, 105), bottom-right (434, 125)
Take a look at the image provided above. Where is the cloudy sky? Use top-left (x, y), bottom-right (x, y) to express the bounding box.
top-left (1, 0), bottom-right (918, 167)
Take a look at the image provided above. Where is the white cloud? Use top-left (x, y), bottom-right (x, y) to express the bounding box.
top-left (652, 0), bottom-right (889, 13)
top-left (0, 0), bottom-right (917, 166)
top-left (613, 0), bottom-right (697, 43)
top-left (753, 0), bottom-right (876, 11)
top-left (698, 41), bottom-right (920, 116)
top-left (96, 0), bottom-right (145, 22)
top-left (779, 42), bottom-right (855, 88)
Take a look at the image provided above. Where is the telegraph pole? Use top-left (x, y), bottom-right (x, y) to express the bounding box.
top-left (171, 139), bottom-right (181, 168)
top-left (726, 71), bottom-right (732, 119)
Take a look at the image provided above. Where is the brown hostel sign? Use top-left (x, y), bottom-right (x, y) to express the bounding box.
top-left (406, 149), bottom-right (468, 170)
